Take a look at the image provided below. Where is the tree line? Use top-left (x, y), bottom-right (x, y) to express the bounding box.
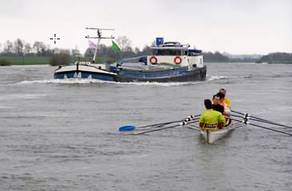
top-left (256, 52), bottom-right (292, 64)
top-left (0, 36), bottom-right (144, 58)
top-left (0, 36), bottom-right (152, 65)
top-left (0, 37), bottom-right (291, 65)
top-left (0, 39), bottom-right (55, 56)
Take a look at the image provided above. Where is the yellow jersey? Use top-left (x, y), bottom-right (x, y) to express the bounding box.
top-left (224, 97), bottom-right (231, 108)
top-left (199, 109), bottom-right (225, 129)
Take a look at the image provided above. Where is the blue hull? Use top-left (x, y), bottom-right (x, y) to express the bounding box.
top-left (54, 66), bottom-right (206, 82)
top-left (115, 66), bottom-right (207, 82)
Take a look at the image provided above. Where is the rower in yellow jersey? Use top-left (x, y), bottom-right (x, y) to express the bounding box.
top-left (216, 92), bottom-right (230, 116)
top-left (219, 88), bottom-right (231, 108)
top-left (199, 99), bottom-right (225, 130)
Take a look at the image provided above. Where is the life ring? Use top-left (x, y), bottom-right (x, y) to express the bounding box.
top-left (149, 56), bottom-right (158, 64)
top-left (174, 56), bottom-right (182, 64)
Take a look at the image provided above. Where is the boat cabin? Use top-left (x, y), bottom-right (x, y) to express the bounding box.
top-left (147, 41), bottom-right (204, 68)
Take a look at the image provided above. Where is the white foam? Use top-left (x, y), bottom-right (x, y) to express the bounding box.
top-left (17, 79), bottom-right (103, 85)
top-left (207, 75), bottom-right (228, 81)
top-left (118, 81), bottom-right (202, 87)
top-left (16, 75), bottom-right (228, 87)
top-left (17, 79), bottom-right (202, 87)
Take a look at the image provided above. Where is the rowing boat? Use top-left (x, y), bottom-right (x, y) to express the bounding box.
top-left (185, 121), bottom-right (244, 144)
top-left (119, 110), bottom-right (292, 139)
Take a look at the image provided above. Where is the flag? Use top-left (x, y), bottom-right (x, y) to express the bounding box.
top-left (88, 40), bottom-right (97, 49)
top-left (156, 37), bottom-right (164, 46)
top-left (111, 40), bottom-right (121, 53)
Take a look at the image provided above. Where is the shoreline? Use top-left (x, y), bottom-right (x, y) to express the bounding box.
top-left (2, 62), bottom-right (292, 66)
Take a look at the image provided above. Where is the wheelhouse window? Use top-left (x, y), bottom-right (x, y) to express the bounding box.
top-left (152, 49), bottom-right (183, 56)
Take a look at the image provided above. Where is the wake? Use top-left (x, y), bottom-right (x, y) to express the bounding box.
top-left (17, 75), bottom-right (228, 87)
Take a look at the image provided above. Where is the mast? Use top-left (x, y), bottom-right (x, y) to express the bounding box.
top-left (85, 27), bottom-right (114, 63)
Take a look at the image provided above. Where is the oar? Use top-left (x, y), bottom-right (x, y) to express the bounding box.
top-left (131, 123), bottom-right (181, 135)
top-left (184, 123), bottom-right (201, 131)
top-left (231, 110), bottom-right (246, 115)
top-left (132, 118), bottom-right (200, 135)
top-left (231, 118), bottom-right (292, 136)
top-left (248, 116), bottom-right (292, 129)
top-left (118, 120), bottom-right (181, 132)
top-left (248, 123), bottom-right (292, 136)
top-left (118, 125), bottom-right (136, 132)
top-left (231, 118), bottom-right (249, 125)
top-left (231, 118), bottom-right (244, 123)
top-left (230, 114), bottom-right (246, 119)
top-left (118, 114), bottom-right (200, 132)
top-left (181, 118), bottom-right (199, 126)
top-left (231, 110), bottom-right (292, 129)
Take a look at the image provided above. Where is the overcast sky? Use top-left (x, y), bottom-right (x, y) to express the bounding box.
top-left (0, 0), bottom-right (291, 54)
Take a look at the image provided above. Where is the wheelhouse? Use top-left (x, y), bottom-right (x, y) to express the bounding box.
top-left (148, 41), bottom-right (203, 67)
top-left (151, 41), bottom-right (202, 56)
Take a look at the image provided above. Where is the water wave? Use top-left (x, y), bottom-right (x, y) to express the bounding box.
top-left (0, 93), bottom-right (47, 101)
top-left (16, 75), bottom-right (228, 87)
top-left (17, 79), bottom-right (199, 87)
top-left (18, 79), bottom-right (102, 85)
top-left (207, 75), bottom-right (227, 81)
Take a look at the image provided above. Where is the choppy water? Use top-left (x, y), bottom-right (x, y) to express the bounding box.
top-left (0, 63), bottom-right (291, 190)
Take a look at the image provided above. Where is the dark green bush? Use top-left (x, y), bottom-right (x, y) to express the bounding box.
top-left (0, 59), bottom-right (12, 66)
top-left (49, 53), bottom-right (71, 66)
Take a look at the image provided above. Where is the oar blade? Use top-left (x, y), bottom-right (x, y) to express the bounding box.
top-left (119, 125), bottom-right (136, 132)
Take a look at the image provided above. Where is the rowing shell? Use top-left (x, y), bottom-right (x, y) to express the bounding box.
top-left (185, 121), bottom-right (244, 144)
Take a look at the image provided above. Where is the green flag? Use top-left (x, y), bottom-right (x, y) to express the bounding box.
top-left (112, 40), bottom-right (121, 53)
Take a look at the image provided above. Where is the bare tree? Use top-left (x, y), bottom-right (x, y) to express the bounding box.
top-left (3, 40), bottom-right (13, 54)
top-left (115, 36), bottom-right (132, 51)
top-left (72, 48), bottom-right (81, 57)
top-left (134, 47), bottom-right (140, 54)
top-left (14, 38), bottom-right (24, 55)
top-left (24, 43), bottom-right (32, 54)
top-left (142, 45), bottom-right (152, 55)
top-left (84, 48), bottom-right (94, 58)
top-left (33, 41), bottom-right (46, 55)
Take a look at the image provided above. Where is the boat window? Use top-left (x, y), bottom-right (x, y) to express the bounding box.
top-left (188, 51), bottom-right (195, 56)
top-left (152, 49), bottom-right (182, 56)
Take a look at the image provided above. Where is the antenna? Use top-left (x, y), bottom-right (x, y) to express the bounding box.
top-left (85, 27), bottom-right (114, 30)
top-left (85, 27), bottom-right (115, 63)
top-left (85, 27), bottom-right (115, 39)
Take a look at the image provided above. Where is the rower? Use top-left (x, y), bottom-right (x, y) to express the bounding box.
top-left (199, 99), bottom-right (225, 130)
top-left (216, 92), bottom-right (232, 126)
top-left (212, 94), bottom-right (224, 114)
top-left (219, 88), bottom-right (231, 108)
top-left (216, 92), bottom-right (230, 116)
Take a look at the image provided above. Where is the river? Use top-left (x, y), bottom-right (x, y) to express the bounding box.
top-left (0, 63), bottom-right (291, 190)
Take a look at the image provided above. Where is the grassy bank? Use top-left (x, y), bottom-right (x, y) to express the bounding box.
top-left (0, 56), bottom-right (50, 65)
